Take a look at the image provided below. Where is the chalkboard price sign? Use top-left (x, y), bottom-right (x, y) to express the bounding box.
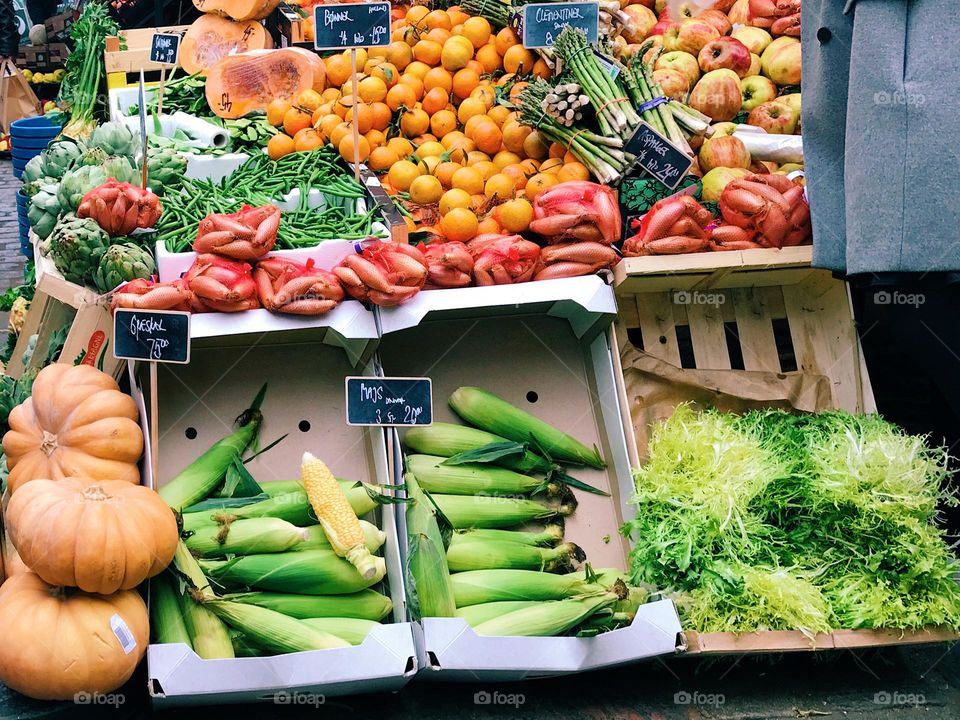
top-left (314, 2), bottom-right (391, 50)
top-left (522, 2), bottom-right (599, 49)
top-left (113, 309), bottom-right (191, 364)
top-left (150, 32), bottom-right (181, 66)
top-left (345, 377), bottom-right (432, 427)
top-left (624, 121), bottom-right (693, 190)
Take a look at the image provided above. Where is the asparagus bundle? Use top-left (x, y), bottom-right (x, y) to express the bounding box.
top-left (541, 82), bottom-right (590, 127)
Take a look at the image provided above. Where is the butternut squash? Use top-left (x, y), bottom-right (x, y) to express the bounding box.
top-left (205, 48), bottom-right (326, 119)
top-left (180, 14), bottom-right (274, 76)
top-left (193, 0), bottom-right (281, 21)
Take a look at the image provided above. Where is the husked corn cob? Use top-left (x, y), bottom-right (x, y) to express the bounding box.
top-left (449, 387), bottom-right (606, 469)
top-left (172, 542), bottom-right (234, 659)
top-left (446, 540), bottom-right (584, 572)
top-left (451, 568), bottom-right (607, 607)
top-left (407, 454), bottom-right (549, 496)
top-left (301, 452), bottom-right (379, 579)
top-left (301, 617), bottom-right (379, 645)
top-left (405, 472), bottom-right (457, 618)
top-left (224, 589), bottom-right (393, 621)
top-left (200, 549), bottom-right (386, 595)
top-left (455, 601), bottom-right (544, 627)
top-left (433, 493), bottom-right (573, 529)
top-left (150, 573), bottom-right (192, 648)
top-left (184, 518), bottom-right (309, 557)
top-left (205, 600), bottom-right (350, 652)
top-left (452, 526), bottom-right (564, 547)
top-left (473, 595), bottom-right (618, 637)
top-left (300, 522), bottom-right (386, 552)
top-left (404, 423), bottom-right (553, 473)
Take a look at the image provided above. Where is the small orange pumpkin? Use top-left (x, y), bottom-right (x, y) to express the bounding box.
top-left (6, 478), bottom-right (178, 594)
top-left (1, 364), bottom-right (143, 494)
top-left (0, 572), bottom-right (148, 700)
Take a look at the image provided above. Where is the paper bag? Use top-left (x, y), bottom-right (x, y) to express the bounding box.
top-left (620, 341), bottom-right (835, 460)
top-left (1, 59), bottom-right (42, 134)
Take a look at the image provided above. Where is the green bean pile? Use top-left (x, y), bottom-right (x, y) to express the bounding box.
top-left (156, 148), bottom-right (387, 253)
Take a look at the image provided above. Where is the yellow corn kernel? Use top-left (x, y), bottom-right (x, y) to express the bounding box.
top-left (301, 452), bottom-right (379, 579)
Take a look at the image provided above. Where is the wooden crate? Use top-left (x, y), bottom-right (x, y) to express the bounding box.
top-left (613, 248), bottom-right (875, 414)
top-left (104, 26), bottom-right (189, 88)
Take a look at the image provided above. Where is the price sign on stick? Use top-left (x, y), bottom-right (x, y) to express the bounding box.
top-left (624, 121), bottom-right (693, 190)
top-left (314, 2), bottom-right (391, 182)
top-left (345, 377), bottom-right (432, 427)
top-left (114, 308), bottom-right (191, 484)
top-left (149, 32), bottom-right (181, 117)
top-left (521, 2), bottom-right (599, 49)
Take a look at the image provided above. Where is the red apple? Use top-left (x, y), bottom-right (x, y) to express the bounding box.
top-left (641, 35), bottom-right (665, 63)
top-left (698, 9), bottom-right (732, 36)
top-left (655, 50), bottom-right (701, 87)
top-left (655, 0), bottom-right (668, 13)
top-left (727, 0), bottom-right (750, 24)
top-left (711, 0), bottom-right (737, 11)
top-left (747, 100), bottom-right (800, 134)
top-left (701, 166), bottom-right (750, 202)
top-left (698, 37), bottom-right (752, 77)
top-left (622, 4), bottom-right (658, 44)
top-left (653, 68), bottom-right (690, 101)
top-left (747, 53), bottom-right (761, 77)
top-left (731, 26), bottom-right (772, 54)
top-left (779, 92), bottom-right (801, 114)
top-left (699, 135), bottom-right (752, 172)
top-left (761, 37), bottom-right (801, 86)
top-left (740, 75), bottom-right (778, 111)
top-left (663, 18), bottom-right (720, 55)
top-left (710, 122), bottom-right (738, 137)
top-left (688, 68), bottom-right (742, 121)
top-left (650, 18), bottom-right (671, 36)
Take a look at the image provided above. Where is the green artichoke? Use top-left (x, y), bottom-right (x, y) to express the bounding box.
top-left (48, 213), bottom-right (111, 287)
top-left (89, 121), bottom-right (139, 158)
top-left (93, 242), bottom-right (157, 293)
top-left (57, 165), bottom-right (108, 211)
top-left (21, 155), bottom-right (46, 185)
top-left (27, 182), bottom-right (64, 240)
top-left (40, 139), bottom-right (84, 179)
top-left (146, 147), bottom-right (187, 195)
top-left (102, 155), bottom-right (141, 185)
top-left (23, 176), bottom-right (59, 197)
top-left (76, 146), bottom-right (109, 167)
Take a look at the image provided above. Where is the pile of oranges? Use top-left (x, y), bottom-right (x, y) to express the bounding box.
top-left (264, 4), bottom-right (594, 241)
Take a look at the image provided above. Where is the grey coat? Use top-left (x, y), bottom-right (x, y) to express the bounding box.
top-left (802, 0), bottom-right (960, 276)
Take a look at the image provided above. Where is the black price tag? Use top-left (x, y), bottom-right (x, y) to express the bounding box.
top-left (113, 309), bottom-right (191, 364)
top-left (149, 32), bottom-right (181, 66)
top-left (314, 1), bottom-right (391, 50)
top-left (345, 377), bottom-right (432, 427)
top-left (624, 121), bottom-right (693, 190)
top-left (522, 2), bottom-right (599, 49)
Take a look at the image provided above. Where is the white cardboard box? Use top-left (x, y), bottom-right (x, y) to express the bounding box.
top-left (131, 311), bottom-right (418, 706)
top-left (377, 276), bottom-right (684, 680)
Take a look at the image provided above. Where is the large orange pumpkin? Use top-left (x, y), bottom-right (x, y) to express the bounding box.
top-left (0, 572), bottom-right (148, 700)
top-left (6, 478), bottom-right (178, 594)
top-left (1, 364), bottom-right (143, 494)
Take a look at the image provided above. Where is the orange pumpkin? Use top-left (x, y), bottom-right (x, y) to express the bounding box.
top-left (0, 572), bottom-right (148, 700)
top-left (1, 364), bottom-right (143, 494)
top-left (6, 478), bottom-right (178, 594)
top-left (180, 15), bottom-right (274, 76)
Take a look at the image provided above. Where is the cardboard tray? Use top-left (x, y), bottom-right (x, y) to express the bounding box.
top-left (133, 313), bottom-right (417, 706)
top-left (377, 276), bottom-right (684, 680)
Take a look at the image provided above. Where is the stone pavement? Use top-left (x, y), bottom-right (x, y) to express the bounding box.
top-left (0, 160), bottom-right (26, 292)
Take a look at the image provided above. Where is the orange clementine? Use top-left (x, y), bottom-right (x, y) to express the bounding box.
top-left (422, 87), bottom-right (449, 115)
top-left (345, 102), bottom-right (374, 134)
top-left (321, 87), bottom-right (342, 103)
top-left (365, 129), bottom-right (386, 149)
top-left (339, 134), bottom-right (370, 163)
top-left (532, 58), bottom-right (551, 79)
top-left (439, 188), bottom-right (472, 215)
top-left (462, 16), bottom-right (492, 49)
top-left (409, 175), bottom-right (444, 204)
top-left (497, 198), bottom-right (533, 232)
top-left (472, 120), bottom-right (503, 155)
top-left (388, 159), bottom-right (422, 191)
top-left (441, 36), bottom-right (474, 72)
top-left (386, 83), bottom-right (417, 112)
top-left (451, 166), bottom-right (484, 194)
top-left (430, 109), bottom-right (458, 138)
top-left (503, 45), bottom-right (535, 75)
top-left (413, 39), bottom-right (442, 65)
top-left (484, 172), bottom-right (516, 199)
top-left (558, 162), bottom-right (590, 183)
top-left (386, 41), bottom-right (413, 71)
top-left (294, 128), bottom-right (323, 152)
top-left (452, 68), bottom-right (480, 100)
top-left (440, 207), bottom-right (479, 242)
top-left (387, 136), bottom-right (415, 158)
top-left (370, 102), bottom-right (392, 131)
top-left (398, 74), bottom-right (425, 100)
top-left (494, 27), bottom-right (519, 56)
top-left (404, 60), bottom-right (431, 80)
top-left (524, 172), bottom-right (559, 200)
top-left (487, 104), bottom-right (511, 127)
top-left (296, 89), bottom-right (322, 112)
top-left (509, 81), bottom-right (528, 105)
top-left (563, 150), bottom-right (579, 164)
top-left (501, 121), bottom-right (532, 153)
top-left (465, 149), bottom-right (491, 166)
top-left (470, 85), bottom-right (496, 110)
top-left (518, 158), bottom-right (540, 174)
top-left (470, 193), bottom-right (487, 211)
top-left (472, 160), bottom-right (498, 182)
top-left (406, 4), bottom-right (429, 25)
top-left (413, 132), bottom-right (438, 145)
top-left (423, 67), bottom-right (453, 93)
top-left (423, 9), bottom-right (452, 30)
top-left (417, 155), bottom-right (442, 176)
top-left (283, 107), bottom-right (312, 136)
top-left (266, 133), bottom-right (295, 160)
top-left (457, 97), bottom-right (487, 124)
top-left (329, 123), bottom-right (352, 149)
top-left (369, 146), bottom-right (400, 172)
top-left (325, 55), bottom-right (351, 87)
top-left (493, 150), bottom-right (521, 169)
top-left (475, 44), bottom-right (502, 74)
top-left (548, 142), bottom-right (566, 159)
top-left (522, 130), bottom-right (550, 160)
top-left (358, 76), bottom-right (388, 104)
top-left (417, 140), bottom-right (446, 158)
top-left (501, 164), bottom-right (528, 191)
top-left (447, 6), bottom-right (470, 26)
top-left (425, 27), bottom-right (452, 45)
top-left (538, 157), bottom-right (564, 174)
top-left (477, 216), bottom-right (501, 235)
top-left (435, 161), bottom-right (462, 189)
top-left (266, 99), bottom-right (292, 127)
top-left (400, 107), bottom-right (430, 137)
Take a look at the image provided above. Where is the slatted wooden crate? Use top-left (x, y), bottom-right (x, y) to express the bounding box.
top-left (613, 247), bottom-right (875, 414)
top-left (104, 26), bottom-right (189, 89)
